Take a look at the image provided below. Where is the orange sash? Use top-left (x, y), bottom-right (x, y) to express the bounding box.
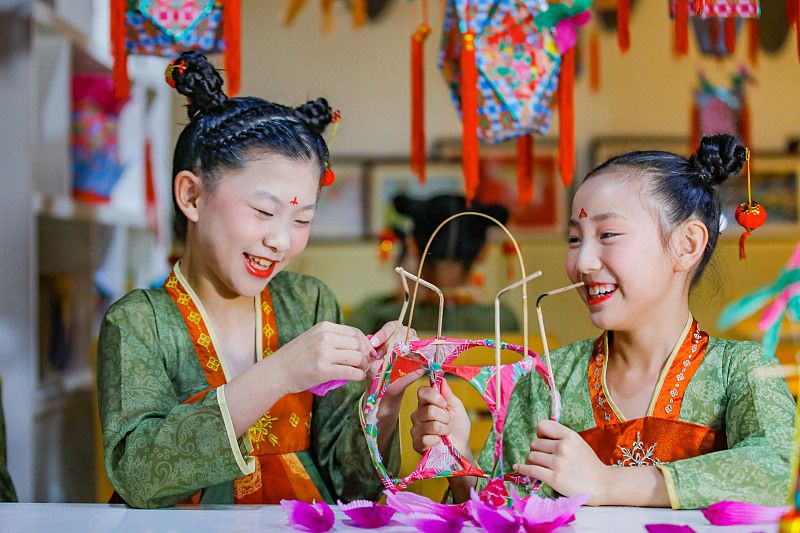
top-left (164, 268), bottom-right (322, 504)
top-left (578, 319), bottom-right (727, 466)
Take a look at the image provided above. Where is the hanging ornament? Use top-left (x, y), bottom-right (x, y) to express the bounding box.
top-left (735, 149), bottom-right (767, 260)
top-left (410, 0), bottom-right (431, 184)
top-left (589, 29), bottom-right (601, 91)
top-left (670, 0), bottom-right (760, 58)
top-left (321, 110), bottom-right (341, 187)
top-left (440, 0), bottom-right (562, 204)
top-left (111, 0), bottom-right (242, 99)
top-left (377, 229), bottom-right (398, 261)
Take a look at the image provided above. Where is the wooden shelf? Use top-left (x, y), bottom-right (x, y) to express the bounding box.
top-left (33, 193), bottom-right (147, 229)
top-left (32, 0), bottom-right (112, 74)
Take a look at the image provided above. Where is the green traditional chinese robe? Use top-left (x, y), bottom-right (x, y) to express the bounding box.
top-left (98, 269), bottom-right (397, 508)
top-left (478, 317), bottom-right (796, 509)
top-left (0, 379), bottom-right (17, 502)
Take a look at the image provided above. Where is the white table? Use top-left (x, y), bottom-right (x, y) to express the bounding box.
top-left (0, 503), bottom-right (779, 532)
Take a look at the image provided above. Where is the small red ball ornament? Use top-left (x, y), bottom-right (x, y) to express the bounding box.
top-left (734, 149), bottom-right (767, 260)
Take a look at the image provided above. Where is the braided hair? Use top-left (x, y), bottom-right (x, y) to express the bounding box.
top-left (586, 134), bottom-right (746, 286)
top-left (167, 51), bottom-right (334, 240)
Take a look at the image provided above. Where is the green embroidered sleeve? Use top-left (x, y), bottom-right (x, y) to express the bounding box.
top-left (0, 379), bottom-right (17, 503)
top-left (98, 290), bottom-right (247, 509)
top-left (657, 340), bottom-right (796, 509)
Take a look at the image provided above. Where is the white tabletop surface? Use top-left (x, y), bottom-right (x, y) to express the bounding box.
top-left (0, 503), bottom-right (779, 532)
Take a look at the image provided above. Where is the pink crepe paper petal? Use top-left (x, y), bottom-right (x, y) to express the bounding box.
top-left (701, 500), bottom-right (788, 525)
top-left (517, 492), bottom-right (588, 533)
top-left (571, 11), bottom-right (592, 27)
top-left (337, 499), bottom-right (396, 528)
top-left (759, 283), bottom-right (800, 331)
top-left (308, 380), bottom-right (348, 396)
top-left (468, 488), bottom-right (521, 533)
top-left (644, 525), bottom-right (696, 533)
top-left (396, 512), bottom-right (464, 533)
top-left (553, 21), bottom-right (578, 53)
top-left (280, 499), bottom-right (335, 532)
top-left (385, 489), bottom-right (470, 521)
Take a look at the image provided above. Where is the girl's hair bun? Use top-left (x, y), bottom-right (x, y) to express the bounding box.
top-left (167, 51), bottom-right (227, 119)
top-left (294, 98), bottom-right (333, 136)
top-left (689, 134), bottom-right (746, 187)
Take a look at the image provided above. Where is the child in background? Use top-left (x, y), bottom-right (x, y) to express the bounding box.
top-left (98, 52), bottom-right (415, 508)
top-left (411, 135), bottom-right (795, 508)
top-left (349, 194), bottom-right (519, 334)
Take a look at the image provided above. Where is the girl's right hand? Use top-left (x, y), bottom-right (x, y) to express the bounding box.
top-left (273, 321), bottom-right (374, 393)
top-left (410, 380), bottom-right (471, 457)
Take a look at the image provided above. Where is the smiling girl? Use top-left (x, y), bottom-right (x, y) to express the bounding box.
top-left (98, 52), bottom-right (412, 508)
top-left (411, 135), bottom-right (795, 509)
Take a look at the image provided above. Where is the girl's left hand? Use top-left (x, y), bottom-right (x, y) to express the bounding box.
top-left (513, 419), bottom-right (611, 505)
top-left (366, 321), bottom-right (424, 400)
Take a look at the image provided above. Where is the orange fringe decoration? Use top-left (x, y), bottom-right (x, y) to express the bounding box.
top-left (589, 31), bottom-right (600, 92)
top-left (283, 0), bottom-right (308, 25)
top-left (461, 31), bottom-right (480, 203)
top-left (410, 21), bottom-right (431, 184)
top-left (675, 0), bottom-right (689, 56)
top-left (748, 18), bottom-right (759, 66)
top-left (724, 17), bottom-right (736, 53)
top-left (223, 0), bottom-right (241, 96)
top-left (321, 0), bottom-right (334, 33)
top-left (558, 48), bottom-right (575, 188)
top-left (689, 102), bottom-right (700, 153)
top-left (352, 0), bottom-right (367, 28)
top-left (111, 0), bottom-right (129, 99)
top-left (617, 0), bottom-right (630, 53)
top-left (517, 134), bottom-right (534, 205)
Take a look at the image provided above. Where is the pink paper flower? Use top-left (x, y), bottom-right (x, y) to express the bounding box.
top-left (644, 525), bottom-right (696, 533)
top-left (337, 499), bottom-right (396, 528)
top-left (280, 499), bottom-right (335, 532)
top-left (468, 488), bottom-right (521, 533)
top-left (395, 512), bottom-right (464, 533)
top-left (701, 500), bottom-right (788, 526)
top-left (513, 492), bottom-right (588, 533)
top-left (384, 489), bottom-right (470, 522)
top-left (308, 380), bottom-right (347, 396)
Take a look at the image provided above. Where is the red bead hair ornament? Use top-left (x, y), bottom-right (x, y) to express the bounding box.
top-left (164, 59), bottom-right (187, 88)
top-left (735, 148), bottom-right (767, 260)
top-left (320, 110), bottom-right (342, 188)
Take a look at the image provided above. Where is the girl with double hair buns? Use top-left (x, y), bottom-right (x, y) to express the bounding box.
top-left (97, 52), bottom-right (418, 508)
top-left (411, 135), bottom-right (796, 508)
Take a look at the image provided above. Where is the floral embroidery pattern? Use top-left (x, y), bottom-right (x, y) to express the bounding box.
top-left (615, 432), bottom-right (663, 467)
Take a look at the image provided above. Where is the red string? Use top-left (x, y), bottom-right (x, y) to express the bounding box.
top-left (617, 0), bottom-right (630, 53)
top-left (558, 48), bottom-right (575, 188)
top-left (675, 0), bottom-right (689, 55)
top-left (111, 0), bottom-right (129, 99)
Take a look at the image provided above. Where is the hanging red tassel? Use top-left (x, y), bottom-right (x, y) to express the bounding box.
top-left (740, 98), bottom-right (751, 148)
top-left (517, 134), bottom-right (534, 205)
top-left (589, 30), bottom-right (600, 92)
top-left (461, 31), bottom-right (480, 203)
top-left (675, 0), bottom-right (689, 55)
top-left (709, 18), bottom-right (720, 49)
top-left (689, 102), bottom-right (700, 152)
top-left (558, 48), bottom-right (575, 188)
top-left (693, 0), bottom-right (703, 14)
top-left (321, 0), bottom-right (335, 33)
top-left (223, 0), bottom-right (241, 96)
top-left (110, 0), bottom-right (129, 99)
top-left (617, 0), bottom-right (630, 53)
top-left (748, 18), bottom-right (759, 66)
top-left (738, 231), bottom-right (751, 260)
top-left (788, 0), bottom-right (798, 24)
top-left (724, 17), bottom-right (737, 53)
top-left (410, 22), bottom-right (431, 184)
